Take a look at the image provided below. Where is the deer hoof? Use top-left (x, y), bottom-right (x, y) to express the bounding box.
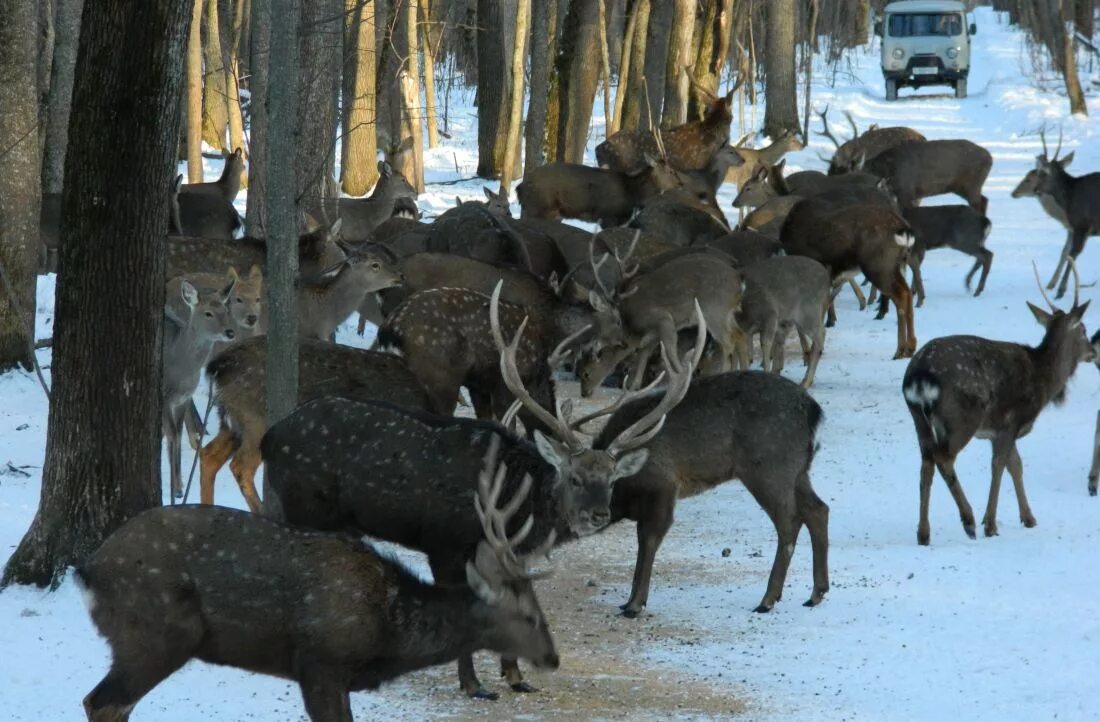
top-left (917, 529), bottom-right (930, 546)
top-left (619, 602), bottom-right (644, 619)
top-left (510, 682), bottom-right (539, 694)
top-left (467, 688), bottom-right (500, 701)
top-left (983, 522), bottom-right (998, 538)
top-left (1021, 515), bottom-right (1037, 529)
top-left (962, 523), bottom-right (976, 540)
top-left (1088, 476), bottom-right (1098, 496)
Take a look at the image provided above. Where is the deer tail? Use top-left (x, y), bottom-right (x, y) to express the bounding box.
top-left (903, 369), bottom-right (947, 448)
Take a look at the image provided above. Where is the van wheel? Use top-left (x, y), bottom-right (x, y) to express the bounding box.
top-left (885, 79), bottom-right (898, 101)
top-left (955, 78), bottom-right (967, 98)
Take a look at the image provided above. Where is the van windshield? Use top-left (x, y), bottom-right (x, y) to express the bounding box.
top-left (888, 13), bottom-right (963, 37)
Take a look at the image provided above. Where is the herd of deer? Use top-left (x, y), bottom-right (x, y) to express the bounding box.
top-left (61, 78), bottom-right (1100, 720)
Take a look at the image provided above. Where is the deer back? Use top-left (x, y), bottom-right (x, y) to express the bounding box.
top-left (865, 139), bottom-right (992, 205)
top-left (829, 127), bottom-right (926, 175)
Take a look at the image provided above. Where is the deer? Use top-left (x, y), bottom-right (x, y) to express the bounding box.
top-left (77, 441), bottom-right (560, 721)
top-left (178, 147), bottom-right (246, 202)
top-left (577, 249), bottom-right (745, 394)
top-left (731, 162), bottom-right (881, 209)
top-left (262, 290), bottom-right (693, 698)
top-left (854, 139), bottom-right (992, 213)
top-left (780, 201), bottom-right (917, 359)
top-left (162, 274), bottom-right (238, 500)
top-left (373, 286), bottom-right (589, 434)
top-left (733, 255), bottom-right (831, 388)
top-left (1011, 129), bottom-right (1075, 292)
top-left (726, 129), bottom-right (806, 189)
top-left (169, 174), bottom-right (244, 240)
top-left (739, 195), bottom-right (804, 238)
top-left (198, 336), bottom-right (432, 513)
top-left (813, 106), bottom-right (926, 176)
top-left (903, 263), bottom-right (1094, 545)
top-left (578, 368), bottom-right (829, 617)
top-left (901, 205), bottom-right (993, 307)
top-left (1087, 330), bottom-right (1100, 496)
top-left (596, 74), bottom-right (743, 174)
top-left (516, 154), bottom-right (701, 227)
top-left (1030, 131), bottom-right (1100, 301)
top-left (317, 141), bottom-right (419, 243)
top-left (629, 189), bottom-right (731, 245)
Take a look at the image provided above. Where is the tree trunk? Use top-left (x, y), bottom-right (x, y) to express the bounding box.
top-left (265, 0), bottom-right (300, 438)
top-left (662, 0), bottom-right (693, 127)
top-left (500, 0), bottom-right (530, 191)
top-left (621, 0), bottom-right (650, 130)
top-left (1062, 0), bottom-right (1089, 115)
top-left (597, 0), bottom-right (613, 137)
top-left (341, 0), bottom-right (379, 195)
top-left (395, 0), bottom-right (424, 191)
top-left (802, 0), bottom-right (818, 140)
top-left (554, 0), bottom-right (600, 162)
top-left (611, 0), bottom-right (641, 133)
top-left (422, 0), bottom-right (440, 148)
top-left (640, 0), bottom-right (670, 129)
top-left (40, 0), bottom-right (83, 195)
top-left (477, 0), bottom-right (514, 177)
top-left (524, 0), bottom-right (555, 172)
top-left (225, 0), bottom-right (247, 180)
top-left (295, 0), bottom-right (341, 212)
top-left (688, 0), bottom-right (722, 120)
top-left (202, 0), bottom-right (230, 148)
top-left (2, 0), bottom-right (190, 589)
top-left (375, 0), bottom-right (399, 148)
top-left (0, 0), bottom-right (40, 373)
top-left (36, 0), bottom-right (55, 156)
top-left (186, 0), bottom-right (204, 182)
top-left (763, 0), bottom-right (800, 138)
top-left (245, 0), bottom-right (269, 235)
top-left (1075, 0), bottom-right (1092, 39)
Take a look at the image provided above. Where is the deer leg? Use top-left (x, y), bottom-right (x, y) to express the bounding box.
top-left (982, 435), bottom-right (1014, 537)
top-left (801, 321), bottom-right (824, 389)
top-left (298, 671), bottom-right (353, 722)
top-left (796, 475), bottom-right (829, 607)
top-left (934, 454), bottom-right (976, 539)
top-left (849, 277), bottom-right (868, 310)
top-left (228, 436), bottom-right (265, 514)
top-left (825, 300), bottom-right (837, 328)
top-left (918, 451), bottom-right (935, 546)
top-left (83, 630), bottom-right (197, 722)
top-left (864, 283), bottom-right (877, 308)
top-left (1089, 410), bottom-right (1100, 497)
top-left (621, 494), bottom-right (675, 618)
top-left (428, 555), bottom-right (498, 699)
top-left (1048, 233), bottom-right (1072, 289)
top-left (760, 317), bottom-right (779, 374)
top-left (756, 501), bottom-right (800, 613)
top-left (909, 254), bottom-right (926, 308)
top-left (164, 406), bottom-right (183, 501)
top-left (628, 345), bottom-right (654, 390)
top-left (500, 658), bottom-right (537, 693)
top-left (183, 399), bottom-right (204, 450)
top-left (468, 387), bottom-right (494, 420)
top-left (198, 427), bottom-right (238, 506)
top-left (1006, 444), bottom-right (1037, 528)
top-left (1056, 229), bottom-right (1087, 299)
top-left (967, 249), bottom-right (993, 297)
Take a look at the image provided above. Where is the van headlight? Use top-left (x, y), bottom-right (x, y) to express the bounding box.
top-left (892, 48), bottom-right (905, 59)
top-left (946, 47), bottom-right (959, 58)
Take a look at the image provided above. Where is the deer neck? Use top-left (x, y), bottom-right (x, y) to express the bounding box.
top-left (301, 266), bottom-right (367, 326)
top-left (1029, 328), bottom-right (1081, 405)
top-left (1042, 166), bottom-right (1075, 211)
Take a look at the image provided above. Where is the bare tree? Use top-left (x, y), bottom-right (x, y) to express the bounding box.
top-left (341, 0), bottom-right (379, 195)
top-left (554, 0), bottom-right (600, 162)
top-left (295, 0), bottom-right (341, 211)
top-left (763, 0), bottom-right (800, 137)
top-left (40, 0), bottom-right (83, 195)
top-left (477, 0), bottom-right (514, 177)
top-left (640, 0), bottom-right (671, 129)
top-left (620, 0), bottom-right (651, 130)
top-left (499, 0), bottom-right (530, 191)
top-left (2, 0), bottom-right (190, 589)
top-left (202, 0), bottom-right (231, 148)
top-left (662, 0), bottom-right (694, 127)
top-left (186, 0), bottom-right (204, 182)
top-left (245, 0), bottom-right (270, 234)
top-left (1060, 0), bottom-right (1088, 115)
top-left (421, 0), bottom-right (440, 148)
top-left (395, 0), bottom-right (424, 191)
top-left (0, 0), bottom-right (40, 373)
top-left (524, 0), bottom-right (557, 171)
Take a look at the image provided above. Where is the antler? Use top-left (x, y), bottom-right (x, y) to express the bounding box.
top-left (474, 436), bottom-right (556, 580)
top-left (1032, 260), bottom-right (1057, 311)
top-left (842, 110), bottom-right (861, 141)
top-left (547, 323), bottom-right (593, 368)
top-left (1069, 256), bottom-right (1081, 308)
top-left (604, 301), bottom-right (707, 456)
top-left (814, 105), bottom-right (842, 150)
top-left (489, 281), bottom-right (584, 451)
top-left (589, 232), bottom-right (618, 302)
top-left (685, 67), bottom-right (719, 105)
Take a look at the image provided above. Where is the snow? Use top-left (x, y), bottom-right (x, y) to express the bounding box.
top-left (3, 7), bottom-right (1100, 720)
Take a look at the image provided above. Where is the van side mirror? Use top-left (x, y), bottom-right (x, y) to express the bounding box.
top-left (874, 19), bottom-right (883, 37)
top-left (969, 23), bottom-right (977, 35)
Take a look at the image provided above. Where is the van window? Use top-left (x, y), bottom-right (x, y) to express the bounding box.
top-left (887, 13), bottom-right (963, 37)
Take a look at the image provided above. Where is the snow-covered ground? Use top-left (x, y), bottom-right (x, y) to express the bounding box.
top-left (3, 7), bottom-right (1100, 720)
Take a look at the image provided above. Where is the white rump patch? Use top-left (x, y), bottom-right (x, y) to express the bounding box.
top-left (375, 342), bottom-right (403, 358)
top-left (903, 380), bottom-right (939, 406)
top-left (895, 231), bottom-right (915, 248)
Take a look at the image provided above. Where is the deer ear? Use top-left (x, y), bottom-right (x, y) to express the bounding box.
top-left (248, 264), bottom-right (263, 282)
top-left (174, 174), bottom-right (183, 192)
top-left (1070, 300), bottom-right (1090, 323)
top-left (533, 430), bottom-right (568, 479)
top-left (228, 267), bottom-right (241, 283)
top-left (483, 187), bottom-right (494, 200)
top-left (775, 159), bottom-right (786, 174)
top-left (1060, 151), bottom-right (1075, 168)
top-left (610, 449), bottom-right (649, 482)
top-left (180, 280), bottom-right (199, 308)
top-left (588, 290), bottom-right (615, 315)
top-left (1027, 301), bottom-right (1054, 328)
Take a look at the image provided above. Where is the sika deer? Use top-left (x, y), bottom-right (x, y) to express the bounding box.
top-left (263, 298), bottom-right (693, 697)
top-left (734, 255), bottom-right (831, 387)
top-left (901, 205), bottom-right (993, 307)
top-left (582, 370), bottom-right (829, 616)
top-left (726, 129), bottom-right (806, 189)
top-left (198, 336), bottom-right (432, 512)
top-left (1032, 137), bottom-right (1100, 300)
top-left (318, 141), bottom-right (419, 242)
top-left (291, 243), bottom-right (404, 340)
top-left (856, 139), bottom-right (992, 213)
top-left (78, 442), bottom-right (559, 722)
top-left (903, 265), bottom-right (1094, 545)
top-left (1086, 330), bottom-right (1100, 496)
top-left (170, 174), bottom-right (244, 240)
top-left (162, 275), bottom-right (237, 500)
top-left (1012, 130), bottom-right (1075, 291)
top-left (166, 220), bottom-right (346, 281)
top-left (814, 106), bottom-right (926, 175)
top-left (517, 155), bottom-right (698, 227)
top-left (178, 147), bottom-right (246, 202)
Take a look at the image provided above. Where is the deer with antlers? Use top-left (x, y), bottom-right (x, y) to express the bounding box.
top-left (903, 261), bottom-right (1094, 545)
top-left (813, 106), bottom-right (926, 175)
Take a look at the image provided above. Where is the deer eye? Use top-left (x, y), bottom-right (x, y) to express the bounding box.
top-left (204, 311), bottom-right (214, 318)
top-left (235, 297), bottom-right (243, 304)
top-left (370, 262), bottom-right (381, 271)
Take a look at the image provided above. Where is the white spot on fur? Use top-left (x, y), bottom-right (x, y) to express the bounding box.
top-left (895, 231), bottom-right (915, 248)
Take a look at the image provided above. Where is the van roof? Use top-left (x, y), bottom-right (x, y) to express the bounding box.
top-left (884, 1), bottom-right (967, 13)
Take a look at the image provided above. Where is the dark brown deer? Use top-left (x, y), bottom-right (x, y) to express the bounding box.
top-left (178, 147), bottom-right (246, 202)
top-left (516, 155), bottom-right (696, 227)
top-left (1032, 133), bottom-right (1100, 300)
top-left (904, 265), bottom-right (1093, 545)
top-left (1011, 130), bottom-right (1074, 291)
top-left (595, 75), bottom-right (742, 173)
top-left (856, 139), bottom-right (992, 213)
top-left (198, 336), bottom-right (432, 512)
top-left (1087, 330), bottom-right (1100, 496)
top-left (629, 189), bottom-right (731, 245)
top-left (901, 205), bottom-right (993, 307)
top-left (170, 174), bottom-right (244, 240)
top-left (781, 202), bottom-right (917, 358)
top-left (583, 370), bottom-right (829, 617)
top-left (814, 106), bottom-right (926, 175)
top-left (78, 441), bottom-right (559, 721)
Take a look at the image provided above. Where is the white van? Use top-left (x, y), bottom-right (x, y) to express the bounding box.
top-left (876, 1), bottom-right (976, 100)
